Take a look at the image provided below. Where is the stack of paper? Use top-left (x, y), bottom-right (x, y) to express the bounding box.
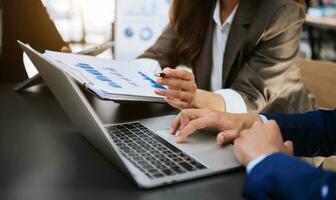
top-left (44, 51), bottom-right (166, 102)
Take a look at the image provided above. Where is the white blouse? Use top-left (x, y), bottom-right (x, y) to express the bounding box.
top-left (211, 1), bottom-right (246, 113)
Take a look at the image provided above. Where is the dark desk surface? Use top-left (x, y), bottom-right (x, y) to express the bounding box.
top-left (0, 83), bottom-right (246, 200)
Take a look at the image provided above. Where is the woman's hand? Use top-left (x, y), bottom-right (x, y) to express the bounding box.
top-left (60, 46), bottom-right (71, 53)
top-left (155, 68), bottom-right (226, 111)
top-left (171, 109), bottom-right (262, 144)
top-left (155, 68), bottom-right (197, 110)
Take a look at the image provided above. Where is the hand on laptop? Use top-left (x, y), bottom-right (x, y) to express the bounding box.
top-left (171, 109), bottom-right (262, 144)
top-left (233, 121), bottom-right (294, 166)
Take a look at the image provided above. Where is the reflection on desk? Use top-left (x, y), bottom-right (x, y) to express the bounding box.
top-left (0, 83), bottom-right (246, 200)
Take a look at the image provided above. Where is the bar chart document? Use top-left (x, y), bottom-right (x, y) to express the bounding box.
top-left (44, 51), bottom-right (166, 102)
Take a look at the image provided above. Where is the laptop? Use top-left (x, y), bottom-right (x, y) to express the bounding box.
top-left (18, 41), bottom-right (240, 189)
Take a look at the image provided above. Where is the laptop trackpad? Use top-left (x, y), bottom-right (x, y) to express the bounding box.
top-left (156, 129), bottom-right (218, 153)
top-left (156, 129), bottom-right (239, 170)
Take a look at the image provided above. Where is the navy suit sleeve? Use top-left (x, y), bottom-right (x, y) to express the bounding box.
top-left (264, 110), bottom-right (336, 157)
top-left (243, 153), bottom-right (336, 200)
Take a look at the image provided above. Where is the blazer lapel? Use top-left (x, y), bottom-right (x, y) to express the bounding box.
top-left (194, 19), bottom-right (215, 90)
top-left (222, 0), bottom-right (258, 87)
top-left (192, 0), bottom-right (221, 90)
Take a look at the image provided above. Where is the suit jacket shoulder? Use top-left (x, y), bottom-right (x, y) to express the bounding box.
top-left (265, 110), bottom-right (336, 157)
top-left (243, 153), bottom-right (336, 200)
top-left (260, 0), bottom-right (306, 40)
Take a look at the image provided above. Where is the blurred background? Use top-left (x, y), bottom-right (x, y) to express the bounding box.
top-left (303, 0), bottom-right (336, 61)
top-left (0, 0), bottom-right (335, 83)
top-left (41, 0), bottom-right (170, 60)
top-left (40, 0), bottom-right (336, 61)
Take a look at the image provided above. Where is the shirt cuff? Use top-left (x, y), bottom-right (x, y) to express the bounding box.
top-left (215, 89), bottom-right (247, 113)
top-left (246, 154), bottom-right (272, 174)
top-left (258, 115), bottom-right (269, 123)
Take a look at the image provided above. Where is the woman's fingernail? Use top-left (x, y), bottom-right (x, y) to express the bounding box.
top-left (176, 131), bottom-right (180, 136)
top-left (217, 135), bottom-right (224, 144)
top-left (169, 128), bottom-right (174, 134)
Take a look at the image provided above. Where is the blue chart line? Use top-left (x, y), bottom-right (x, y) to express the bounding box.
top-left (76, 63), bottom-right (121, 88)
top-left (105, 67), bottom-right (138, 87)
top-left (138, 71), bottom-right (166, 89)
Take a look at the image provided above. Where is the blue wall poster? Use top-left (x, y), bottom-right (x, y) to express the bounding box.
top-left (114, 0), bottom-right (170, 60)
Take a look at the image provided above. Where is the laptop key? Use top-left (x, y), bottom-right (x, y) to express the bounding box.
top-left (133, 123), bottom-right (142, 127)
top-left (167, 154), bottom-right (178, 159)
top-left (177, 152), bottom-right (189, 158)
top-left (116, 143), bottom-right (127, 148)
top-left (185, 157), bottom-right (194, 162)
top-left (141, 144), bottom-right (151, 149)
top-left (121, 149), bottom-right (133, 154)
top-left (118, 136), bottom-right (129, 140)
top-left (155, 154), bottom-right (166, 159)
top-left (124, 124), bottom-right (135, 129)
top-left (153, 173), bottom-right (164, 178)
top-left (136, 148), bottom-right (147, 154)
top-left (179, 162), bottom-right (195, 172)
top-left (145, 173), bottom-right (153, 179)
top-left (133, 156), bottom-right (144, 161)
top-left (152, 135), bottom-right (182, 153)
top-left (189, 161), bottom-right (207, 169)
top-left (166, 161), bottom-right (178, 167)
top-left (161, 169), bottom-right (175, 176)
top-left (145, 156), bottom-right (157, 162)
top-left (141, 153), bottom-right (151, 157)
top-left (146, 147), bottom-right (156, 152)
top-left (173, 158), bottom-right (183, 163)
top-left (156, 165), bottom-right (168, 170)
top-left (144, 137), bottom-right (154, 142)
top-left (152, 144), bottom-right (162, 148)
top-left (119, 146), bottom-right (130, 151)
top-left (148, 141), bottom-right (158, 145)
top-left (149, 150), bottom-right (160, 155)
top-left (158, 157), bottom-right (170, 163)
top-left (163, 150), bottom-right (173, 155)
top-left (128, 153), bottom-right (138, 157)
top-left (148, 169), bottom-right (159, 174)
top-left (123, 139), bottom-right (133, 143)
top-left (150, 161), bottom-right (162, 166)
top-left (171, 166), bottom-right (185, 174)
top-left (138, 160), bottom-right (149, 166)
top-left (143, 165), bottom-right (155, 170)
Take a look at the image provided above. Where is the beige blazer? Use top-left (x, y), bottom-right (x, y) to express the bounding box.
top-left (139, 0), bottom-right (317, 113)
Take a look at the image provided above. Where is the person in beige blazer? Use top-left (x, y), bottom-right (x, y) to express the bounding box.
top-left (139, 0), bottom-right (316, 114)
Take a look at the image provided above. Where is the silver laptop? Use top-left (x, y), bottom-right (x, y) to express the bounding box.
top-left (18, 41), bottom-right (240, 189)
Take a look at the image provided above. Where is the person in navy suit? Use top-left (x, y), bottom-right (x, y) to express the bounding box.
top-left (170, 109), bottom-right (336, 199)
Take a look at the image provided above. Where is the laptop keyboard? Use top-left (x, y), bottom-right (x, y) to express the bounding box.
top-left (107, 122), bottom-right (207, 179)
